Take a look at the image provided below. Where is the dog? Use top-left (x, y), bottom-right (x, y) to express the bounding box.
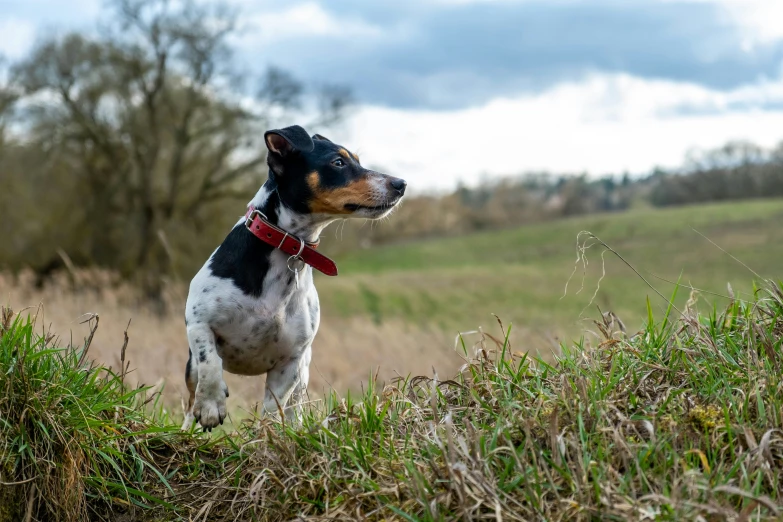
top-left (182, 125), bottom-right (406, 431)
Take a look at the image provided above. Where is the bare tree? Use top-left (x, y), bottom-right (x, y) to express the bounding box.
top-left (8, 0), bottom-right (351, 301)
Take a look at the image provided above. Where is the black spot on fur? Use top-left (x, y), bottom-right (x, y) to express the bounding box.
top-left (285, 298), bottom-right (298, 317)
top-left (203, 288), bottom-right (210, 293)
top-left (295, 333), bottom-right (309, 348)
top-left (199, 350), bottom-right (206, 363)
top-left (268, 321), bottom-right (281, 343)
top-left (309, 297), bottom-right (319, 331)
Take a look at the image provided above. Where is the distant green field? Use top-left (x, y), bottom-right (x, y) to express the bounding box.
top-left (318, 199), bottom-right (783, 346)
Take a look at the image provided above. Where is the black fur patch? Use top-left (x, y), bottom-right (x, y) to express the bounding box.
top-left (208, 191), bottom-right (281, 297)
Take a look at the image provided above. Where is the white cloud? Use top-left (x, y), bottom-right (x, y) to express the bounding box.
top-left (0, 18), bottom-right (35, 60)
top-left (238, 2), bottom-right (382, 46)
top-left (723, 1), bottom-right (783, 46)
top-left (663, 0), bottom-right (783, 47)
top-left (331, 73), bottom-right (783, 191)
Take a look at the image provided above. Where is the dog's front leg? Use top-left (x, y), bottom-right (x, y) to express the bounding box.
top-left (263, 348), bottom-right (311, 423)
top-left (187, 324), bottom-right (227, 430)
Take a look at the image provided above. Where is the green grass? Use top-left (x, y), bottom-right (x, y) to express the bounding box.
top-left (318, 199), bottom-right (783, 341)
top-left (1, 276), bottom-right (782, 520)
top-left (0, 310), bottom-right (228, 521)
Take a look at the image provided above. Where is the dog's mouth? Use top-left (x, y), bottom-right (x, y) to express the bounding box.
top-left (343, 201), bottom-right (398, 212)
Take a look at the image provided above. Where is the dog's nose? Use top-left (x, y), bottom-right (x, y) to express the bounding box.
top-left (389, 178), bottom-right (407, 195)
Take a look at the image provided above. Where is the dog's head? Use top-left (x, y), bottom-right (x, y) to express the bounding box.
top-left (264, 125), bottom-right (406, 220)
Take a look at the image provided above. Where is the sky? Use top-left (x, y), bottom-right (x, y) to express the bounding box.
top-left (2, 0), bottom-right (783, 190)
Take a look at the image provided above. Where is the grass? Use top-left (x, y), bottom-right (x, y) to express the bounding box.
top-left (320, 199), bottom-right (783, 338)
top-left (1, 274), bottom-right (782, 520)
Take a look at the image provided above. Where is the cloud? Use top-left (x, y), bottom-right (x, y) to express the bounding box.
top-left (4, 0), bottom-right (783, 192)
top-left (235, 0), bottom-right (783, 109)
top-left (6, 0), bottom-right (783, 111)
top-left (0, 18), bottom-right (35, 60)
top-left (323, 72), bottom-right (783, 190)
top-left (238, 2), bottom-right (382, 46)
top-left (2, 0), bottom-right (100, 29)
top-left (665, 0), bottom-right (783, 46)
top-left (0, 0), bottom-right (101, 61)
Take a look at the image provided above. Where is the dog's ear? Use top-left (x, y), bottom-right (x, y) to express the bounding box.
top-left (264, 125), bottom-right (314, 157)
top-left (312, 133), bottom-right (332, 143)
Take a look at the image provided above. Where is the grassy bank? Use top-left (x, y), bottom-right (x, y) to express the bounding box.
top-left (1, 275), bottom-right (782, 520)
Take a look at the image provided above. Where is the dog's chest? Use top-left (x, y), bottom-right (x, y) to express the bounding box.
top-left (215, 301), bottom-right (315, 375)
top-left (189, 258), bottom-right (319, 376)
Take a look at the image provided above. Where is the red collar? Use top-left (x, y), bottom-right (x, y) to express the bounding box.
top-left (244, 207), bottom-right (338, 276)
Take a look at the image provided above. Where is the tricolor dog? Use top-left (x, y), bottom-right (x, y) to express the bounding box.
top-left (182, 125), bottom-right (406, 430)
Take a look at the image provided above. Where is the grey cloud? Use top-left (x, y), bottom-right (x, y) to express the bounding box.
top-left (239, 0), bottom-right (783, 109)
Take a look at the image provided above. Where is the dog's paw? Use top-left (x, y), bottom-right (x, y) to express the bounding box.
top-left (193, 382), bottom-right (228, 431)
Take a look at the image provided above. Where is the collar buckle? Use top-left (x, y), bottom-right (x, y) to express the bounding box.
top-left (245, 209), bottom-right (267, 231)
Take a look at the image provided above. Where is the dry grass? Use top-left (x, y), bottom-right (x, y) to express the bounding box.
top-left (0, 268), bottom-right (474, 421)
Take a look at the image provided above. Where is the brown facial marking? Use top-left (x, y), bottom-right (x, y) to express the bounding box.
top-left (337, 148), bottom-right (360, 163)
top-left (307, 171), bottom-right (375, 214)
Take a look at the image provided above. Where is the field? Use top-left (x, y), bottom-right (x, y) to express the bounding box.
top-left (2, 199), bottom-right (782, 420)
top-left (321, 199), bottom-right (783, 333)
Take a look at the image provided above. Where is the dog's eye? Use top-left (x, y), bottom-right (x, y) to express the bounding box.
top-left (331, 158), bottom-right (345, 167)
